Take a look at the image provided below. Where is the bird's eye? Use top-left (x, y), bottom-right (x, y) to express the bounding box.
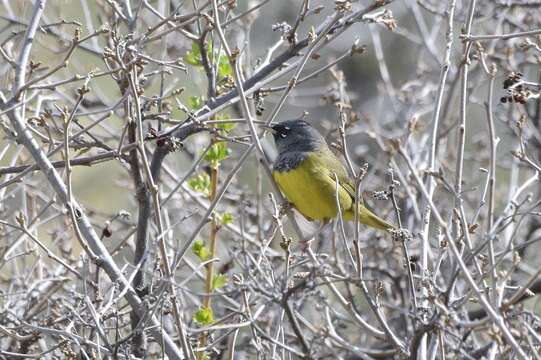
top-left (280, 133), bottom-right (287, 138)
top-left (284, 126), bottom-right (290, 131)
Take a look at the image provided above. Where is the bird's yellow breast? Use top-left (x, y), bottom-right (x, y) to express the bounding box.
top-left (272, 153), bottom-right (352, 221)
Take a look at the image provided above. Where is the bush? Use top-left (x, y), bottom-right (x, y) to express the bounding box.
top-left (1, 0), bottom-right (541, 358)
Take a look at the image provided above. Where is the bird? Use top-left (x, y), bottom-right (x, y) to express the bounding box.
top-left (269, 119), bottom-right (393, 231)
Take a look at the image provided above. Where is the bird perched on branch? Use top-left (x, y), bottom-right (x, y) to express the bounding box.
top-left (268, 119), bottom-right (393, 231)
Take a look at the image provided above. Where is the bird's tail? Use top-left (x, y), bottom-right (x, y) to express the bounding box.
top-left (358, 204), bottom-right (394, 231)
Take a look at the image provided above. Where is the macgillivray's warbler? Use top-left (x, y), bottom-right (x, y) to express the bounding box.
top-left (269, 119), bottom-right (393, 231)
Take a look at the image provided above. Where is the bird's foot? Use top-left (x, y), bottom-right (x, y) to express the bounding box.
top-left (279, 201), bottom-right (294, 216)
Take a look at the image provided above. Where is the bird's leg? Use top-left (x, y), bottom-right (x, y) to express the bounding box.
top-left (300, 219), bottom-right (329, 253)
top-left (279, 200), bottom-right (294, 216)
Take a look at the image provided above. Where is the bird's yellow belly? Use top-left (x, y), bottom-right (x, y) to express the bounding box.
top-left (272, 156), bottom-right (351, 220)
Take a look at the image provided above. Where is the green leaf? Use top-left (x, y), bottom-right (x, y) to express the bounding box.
top-left (184, 40), bottom-right (232, 80)
top-left (215, 114), bottom-right (236, 132)
top-left (192, 239), bottom-right (210, 261)
top-left (184, 42), bottom-right (202, 66)
top-left (212, 273), bottom-right (228, 290)
top-left (204, 142), bottom-right (230, 165)
top-left (188, 173), bottom-right (211, 197)
top-left (220, 212), bottom-right (234, 226)
top-left (194, 306), bottom-right (214, 325)
top-left (216, 122), bottom-right (236, 132)
top-left (188, 95), bottom-right (203, 110)
top-left (218, 58), bottom-right (232, 78)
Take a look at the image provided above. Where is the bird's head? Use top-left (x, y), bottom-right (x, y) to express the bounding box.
top-left (270, 119), bottom-right (326, 154)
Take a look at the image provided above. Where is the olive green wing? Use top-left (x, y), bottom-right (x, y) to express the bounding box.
top-left (316, 148), bottom-right (393, 230)
top-left (315, 148), bottom-right (360, 202)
